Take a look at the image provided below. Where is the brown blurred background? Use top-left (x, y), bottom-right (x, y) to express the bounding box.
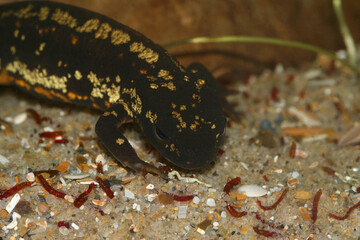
top-left (1, 0), bottom-right (360, 79)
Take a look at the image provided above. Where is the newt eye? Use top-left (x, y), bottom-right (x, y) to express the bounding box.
top-left (155, 126), bottom-right (167, 140)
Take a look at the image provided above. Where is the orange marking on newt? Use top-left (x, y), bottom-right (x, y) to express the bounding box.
top-left (68, 92), bottom-right (77, 100)
top-left (34, 86), bottom-right (53, 99)
top-left (92, 103), bottom-right (101, 109)
top-left (118, 53), bottom-right (123, 59)
top-left (15, 20), bottom-right (21, 28)
top-left (105, 101), bottom-right (111, 108)
top-left (14, 79), bottom-right (31, 90)
top-left (71, 35), bottom-right (78, 45)
top-left (140, 69), bottom-right (147, 74)
top-left (50, 90), bottom-right (70, 102)
top-left (0, 69), bottom-right (15, 86)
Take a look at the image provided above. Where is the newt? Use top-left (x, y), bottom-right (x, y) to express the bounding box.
top-left (0, 1), bottom-right (238, 177)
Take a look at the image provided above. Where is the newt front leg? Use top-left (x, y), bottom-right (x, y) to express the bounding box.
top-left (95, 105), bottom-right (166, 178)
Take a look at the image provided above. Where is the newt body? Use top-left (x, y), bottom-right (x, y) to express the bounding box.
top-left (0, 1), bottom-right (235, 176)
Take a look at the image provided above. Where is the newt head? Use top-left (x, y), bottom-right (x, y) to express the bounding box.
top-left (140, 63), bottom-right (227, 169)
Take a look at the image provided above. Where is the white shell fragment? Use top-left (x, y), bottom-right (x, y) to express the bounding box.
top-left (26, 172), bottom-right (35, 182)
top-left (6, 193), bottom-right (21, 214)
top-left (206, 198), bottom-right (216, 207)
top-left (3, 212), bottom-right (21, 230)
top-left (178, 205), bottom-right (188, 219)
top-left (147, 193), bottom-right (157, 202)
top-left (124, 188), bottom-right (135, 199)
top-left (237, 184), bottom-right (268, 197)
top-left (192, 196), bottom-right (200, 204)
top-left (95, 154), bottom-right (106, 164)
top-left (338, 124), bottom-right (360, 146)
top-left (0, 155), bottom-right (10, 165)
top-left (63, 173), bottom-right (90, 180)
top-left (12, 112), bottom-right (27, 125)
top-left (197, 228), bottom-right (205, 235)
top-left (288, 106), bottom-right (321, 127)
top-left (71, 222), bottom-right (79, 230)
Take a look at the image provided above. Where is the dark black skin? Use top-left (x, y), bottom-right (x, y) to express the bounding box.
top-left (0, 1), bottom-right (238, 177)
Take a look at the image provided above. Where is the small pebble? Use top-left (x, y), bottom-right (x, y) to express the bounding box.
top-left (95, 154), bottom-right (106, 164)
top-left (4, 212), bottom-right (21, 230)
top-left (37, 202), bottom-right (49, 213)
top-left (0, 209), bottom-right (8, 218)
top-left (158, 193), bottom-right (173, 205)
top-left (206, 198), bottom-right (216, 207)
top-left (6, 193), bottom-right (21, 214)
top-left (295, 191), bottom-right (312, 200)
top-left (124, 188), bottom-right (135, 199)
top-left (13, 112), bottom-right (27, 125)
top-left (92, 199), bottom-right (107, 206)
top-left (196, 228), bottom-right (205, 235)
top-left (0, 155), bottom-right (10, 165)
top-left (178, 205), bottom-right (188, 219)
top-left (192, 196), bottom-right (200, 204)
top-left (298, 207), bottom-right (311, 221)
top-left (14, 200), bottom-right (32, 214)
top-left (71, 222), bottom-right (79, 230)
top-left (147, 193), bottom-right (157, 202)
top-left (26, 172), bottom-right (35, 182)
top-left (237, 184), bottom-right (268, 197)
top-left (212, 221), bottom-right (219, 230)
top-left (59, 226), bottom-right (70, 235)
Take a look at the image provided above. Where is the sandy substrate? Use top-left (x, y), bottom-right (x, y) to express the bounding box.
top-left (0, 55), bottom-right (360, 239)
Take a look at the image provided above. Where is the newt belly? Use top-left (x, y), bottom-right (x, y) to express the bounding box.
top-left (0, 1), bottom-right (236, 177)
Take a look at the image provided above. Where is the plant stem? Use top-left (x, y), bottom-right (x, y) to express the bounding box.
top-left (164, 36), bottom-right (359, 75)
top-left (333, 0), bottom-right (357, 67)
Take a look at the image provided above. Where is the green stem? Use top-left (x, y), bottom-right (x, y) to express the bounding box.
top-left (164, 36), bottom-right (359, 75)
top-left (333, 0), bottom-right (357, 67)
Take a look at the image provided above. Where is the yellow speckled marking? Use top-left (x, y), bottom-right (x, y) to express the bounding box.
top-left (6, 60), bottom-right (68, 93)
top-left (106, 84), bottom-right (120, 103)
top-left (39, 42), bottom-right (46, 51)
top-left (146, 75), bottom-right (157, 82)
top-left (122, 88), bottom-right (142, 114)
top-left (111, 29), bottom-right (130, 45)
top-left (103, 111), bottom-right (118, 117)
top-left (195, 79), bottom-right (205, 91)
top-left (14, 29), bottom-right (19, 38)
top-left (179, 105), bottom-right (187, 111)
top-left (76, 18), bottom-right (99, 32)
top-left (161, 81), bottom-right (176, 91)
top-left (150, 83), bottom-right (158, 89)
top-left (158, 69), bottom-right (173, 81)
top-left (129, 42), bottom-right (158, 64)
top-left (118, 99), bottom-right (133, 118)
top-left (38, 7), bottom-right (50, 21)
top-left (116, 138), bottom-right (125, 145)
top-left (192, 94), bottom-right (201, 103)
top-left (95, 23), bottom-right (112, 39)
top-left (51, 8), bottom-right (77, 28)
top-left (172, 111), bottom-right (186, 131)
top-left (146, 110), bottom-right (157, 123)
top-left (74, 70), bottom-right (82, 80)
top-left (10, 46), bottom-right (16, 55)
